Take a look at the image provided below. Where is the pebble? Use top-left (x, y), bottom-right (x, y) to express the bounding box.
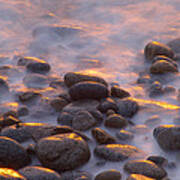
top-left (116, 99), bottom-right (139, 117)
top-left (35, 133), bottom-right (90, 171)
top-left (105, 114), bottom-right (128, 129)
top-left (153, 125), bottom-right (180, 150)
top-left (57, 112), bottom-right (73, 126)
top-left (116, 130), bottom-right (134, 141)
top-left (144, 41), bottom-right (174, 60)
top-left (144, 115), bottom-right (162, 127)
top-left (111, 85), bottom-right (130, 98)
top-left (61, 171), bottom-right (92, 180)
top-left (163, 85), bottom-right (176, 94)
top-left (18, 91), bottom-right (41, 103)
top-left (0, 136), bottom-right (30, 169)
top-left (0, 77), bottom-right (9, 93)
top-left (149, 81), bottom-right (163, 97)
top-left (94, 144), bottom-right (144, 161)
top-left (95, 169), bottom-right (122, 180)
top-left (147, 155), bottom-right (168, 167)
top-left (127, 174), bottom-right (155, 180)
top-left (92, 128), bottom-right (116, 144)
top-left (17, 106), bottom-right (29, 117)
top-left (124, 160), bottom-right (167, 179)
top-left (69, 81), bottom-right (109, 100)
top-left (19, 166), bottom-right (62, 180)
top-left (64, 72), bottom-right (108, 87)
top-left (0, 115), bottom-right (21, 128)
top-left (50, 97), bottom-right (69, 112)
top-left (0, 168), bottom-right (26, 180)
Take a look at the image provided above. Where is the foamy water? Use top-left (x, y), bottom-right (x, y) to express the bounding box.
top-left (0, 0), bottom-right (180, 179)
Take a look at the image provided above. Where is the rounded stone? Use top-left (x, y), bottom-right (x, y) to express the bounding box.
top-left (50, 97), bottom-right (69, 112)
top-left (95, 169), bottom-right (121, 180)
top-left (116, 130), bottom-right (134, 141)
top-left (147, 156), bottom-right (168, 167)
top-left (35, 133), bottom-right (90, 171)
top-left (57, 112), bottom-right (73, 126)
top-left (144, 41), bottom-right (174, 60)
top-left (0, 168), bottom-right (26, 180)
top-left (64, 72), bottom-right (108, 87)
top-left (124, 160), bottom-right (167, 179)
top-left (0, 136), bottom-right (30, 169)
top-left (19, 166), bottom-right (62, 180)
top-left (94, 144), bottom-right (144, 161)
top-left (69, 81), bottom-right (109, 100)
top-left (127, 174), bottom-right (155, 180)
top-left (0, 77), bottom-right (9, 93)
top-left (0, 115), bottom-right (21, 128)
top-left (153, 125), bottom-right (180, 150)
top-left (111, 85), bottom-right (130, 98)
top-left (149, 81), bottom-right (163, 97)
top-left (92, 128), bottom-right (116, 144)
top-left (150, 60), bottom-right (178, 74)
top-left (116, 99), bottom-right (139, 117)
top-left (105, 114), bottom-right (128, 129)
top-left (167, 38), bottom-right (180, 54)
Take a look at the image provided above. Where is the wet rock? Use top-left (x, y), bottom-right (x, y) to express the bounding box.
top-left (94, 144), bottom-right (144, 161)
top-left (18, 91), bottom-right (41, 103)
top-left (150, 60), bottom-right (178, 74)
top-left (144, 41), bottom-right (174, 60)
top-left (95, 169), bottom-right (122, 180)
top-left (19, 166), bottom-right (62, 180)
top-left (0, 77), bottom-right (9, 93)
top-left (57, 112), bottom-right (73, 126)
top-left (0, 168), bottom-right (26, 180)
top-left (147, 156), bottom-right (168, 167)
top-left (50, 97), bottom-right (69, 112)
top-left (49, 79), bottom-right (66, 89)
top-left (98, 98), bottom-right (118, 113)
top-left (153, 125), bottom-right (180, 150)
top-left (0, 136), bottom-right (30, 169)
top-left (124, 160), bottom-right (167, 179)
top-left (130, 125), bottom-right (149, 134)
top-left (167, 38), bottom-right (180, 54)
top-left (69, 81), bottom-right (109, 100)
top-left (64, 72), bottom-right (108, 87)
top-left (149, 81), bottom-right (163, 97)
top-left (0, 115), bottom-right (21, 128)
top-left (58, 92), bottom-right (71, 103)
top-left (105, 114), bottom-right (128, 129)
top-left (106, 109), bottom-right (116, 116)
top-left (72, 110), bottom-right (96, 131)
top-left (36, 133), bottom-right (90, 171)
top-left (116, 130), bottom-right (134, 141)
top-left (17, 106), bottom-right (29, 117)
top-left (23, 74), bottom-right (49, 88)
top-left (111, 85), bottom-right (130, 98)
top-left (61, 171), bottom-right (92, 180)
top-left (163, 85), bottom-right (176, 94)
top-left (137, 74), bottom-right (153, 84)
top-left (144, 115), bottom-right (161, 127)
top-left (92, 128), bottom-right (116, 144)
top-left (116, 99), bottom-right (139, 117)
top-left (127, 174), bottom-right (155, 180)
top-left (88, 110), bottom-right (103, 124)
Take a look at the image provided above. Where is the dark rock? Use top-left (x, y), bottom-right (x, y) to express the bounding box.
top-left (94, 144), bottom-right (144, 161)
top-left (95, 169), bottom-right (121, 180)
top-left (111, 85), bottom-right (130, 98)
top-left (127, 174), bottom-right (155, 180)
top-left (50, 97), bottom-right (69, 112)
top-left (147, 156), bottom-right (168, 167)
top-left (0, 136), bottom-right (30, 169)
top-left (88, 110), bottom-right (103, 124)
top-left (18, 91), bottom-right (41, 103)
top-left (57, 112), bottom-right (73, 126)
top-left (19, 166), bottom-right (62, 180)
top-left (0, 168), bottom-right (26, 180)
top-left (35, 133), bottom-right (90, 171)
top-left (116, 130), bottom-right (134, 141)
top-left (106, 109), bottom-right (116, 116)
top-left (49, 79), bottom-right (66, 89)
top-left (149, 81), bottom-right (163, 97)
top-left (72, 110), bottom-right (96, 131)
top-left (145, 115), bottom-right (161, 127)
top-left (167, 38), bottom-right (180, 54)
top-left (26, 144), bottom-right (36, 155)
top-left (17, 106), bottom-right (29, 117)
top-left (58, 93), bottom-right (71, 103)
top-left (137, 74), bottom-right (153, 84)
top-left (98, 98), bottom-right (118, 113)
top-left (130, 125), bottom-right (149, 134)
top-left (153, 125), bottom-right (180, 150)
top-left (144, 41), bottom-right (174, 60)
top-left (150, 60), bottom-right (178, 74)
top-left (69, 81), bottom-right (109, 100)
top-left (64, 72), bottom-right (108, 87)
top-left (124, 160), bottom-right (167, 179)
top-left (163, 86), bottom-right (176, 94)
top-left (152, 56), bottom-right (178, 67)
top-left (0, 77), bottom-right (9, 93)
top-left (92, 128), bottom-right (116, 144)
top-left (116, 99), bottom-right (139, 117)
top-left (0, 115), bottom-right (21, 128)
top-left (61, 171), bottom-right (92, 180)
top-left (105, 114), bottom-right (128, 128)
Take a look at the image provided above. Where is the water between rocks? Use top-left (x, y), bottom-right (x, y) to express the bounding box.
top-left (0, 0), bottom-right (180, 179)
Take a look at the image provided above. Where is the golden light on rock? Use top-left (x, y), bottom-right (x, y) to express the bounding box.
top-left (0, 168), bottom-right (24, 178)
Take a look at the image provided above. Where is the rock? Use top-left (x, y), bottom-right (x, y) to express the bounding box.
top-left (144, 41), bottom-right (174, 60)
top-left (50, 97), bottom-right (69, 112)
top-left (57, 112), bottom-right (73, 126)
top-left (150, 60), bottom-right (178, 74)
top-left (0, 136), bottom-right (30, 169)
top-left (116, 130), bottom-right (134, 141)
top-left (64, 72), bottom-right (108, 87)
top-left (145, 115), bottom-right (161, 127)
top-left (61, 171), bottom-right (92, 180)
top-left (0, 115), bottom-right (21, 128)
top-left (58, 93), bottom-right (71, 103)
top-left (167, 38), bottom-right (180, 54)
top-left (49, 79), bottom-right (66, 89)
top-left (116, 99), bottom-right (139, 117)
top-left (147, 156), bottom-right (168, 167)
top-left (35, 133), bottom-right (90, 171)
top-left (17, 106), bottom-right (29, 117)
top-left (130, 125), bottom-right (150, 134)
top-left (92, 128), bottom-right (116, 144)
top-left (95, 169), bottom-right (122, 180)
top-left (69, 81), bottom-right (109, 100)
top-left (106, 109), bottom-right (116, 116)
top-left (124, 160), bottom-right (167, 179)
top-left (0, 77), bottom-right (9, 93)
top-left (19, 166), bottom-right (62, 180)
top-left (105, 114), bottom-right (128, 128)
top-left (149, 81), bottom-right (163, 97)
top-left (127, 174), bottom-right (155, 180)
top-left (94, 144), bottom-right (144, 161)
top-left (98, 98), bottom-right (118, 113)
top-left (111, 85), bottom-right (130, 98)
top-left (163, 85), bottom-right (176, 94)
top-left (137, 74), bottom-right (153, 84)
top-left (18, 91), bottom-right (41, 103)
top-left (72, 110), bottom-right (96, 131)
top-left (0, 168), bottom-right (26, 180)
top-left (88, 110), bottom-right (103, 124)
top-left (153, 125), bottom-right (180, 150)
